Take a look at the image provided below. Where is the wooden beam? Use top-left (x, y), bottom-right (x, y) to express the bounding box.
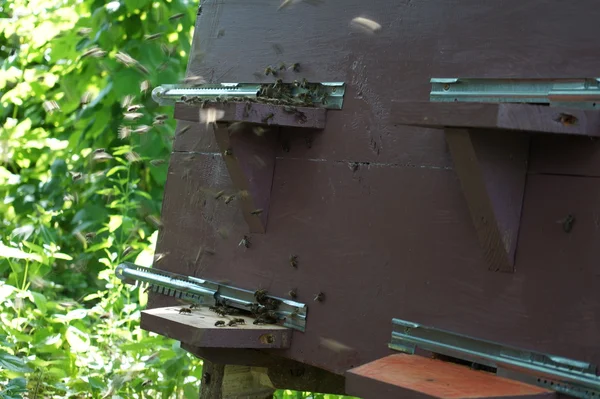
top-left (199, 359), bottom-right (275, 399)
top-left (445, 128), bottom-right (529, 272)
top-left (391, 101), bottom-right (600, 136)
top-left (174, 102), bottom-right (327, 129)
top-left (140, 307), bottom-right (291, 349)
top-left (345, 354), bottom-right (557, 399)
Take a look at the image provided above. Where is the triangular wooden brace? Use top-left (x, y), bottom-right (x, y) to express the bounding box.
top-left (445, 128), bottom-right (530, 273)
top-left (213, 122), bottom-right (278, 233)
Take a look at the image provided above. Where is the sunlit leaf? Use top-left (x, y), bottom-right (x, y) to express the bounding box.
top-left (65, 325), bottom-right (90, 353)
top-left (108, 215), bottom-right (123, 232)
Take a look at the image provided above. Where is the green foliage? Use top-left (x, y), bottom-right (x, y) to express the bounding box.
top-left (0, 0), bottom-right (355, 398)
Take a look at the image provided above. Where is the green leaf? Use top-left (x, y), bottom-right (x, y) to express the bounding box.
top-left (106, 165), bottom-right (127, 177)
top-left (65, 325), bottom-right (90, 353)
top-left (30, 291), bottom-right (48, 313)
top-left (108, 215), bottom-right (123, 232)
top-left (0, 351), bottom-right (32, 373)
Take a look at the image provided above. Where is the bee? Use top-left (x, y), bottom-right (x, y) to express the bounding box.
top-left (215, 307), bottom-right (228, 317)
top-left (124, 112), bottom-right (144, 121)
top-left (288, 289), bottom-right (297, 299)
top-left (132, 125), bottom-right (152, 135)
top-left (227, 121), bottom-right (246, 134)
top-left (350, 17), bottom-right (382, 34)
top-left (278, 62), bottom-right (287, 71)
top-left (125, 151), bottom-right (141, 163)
top-left (233, 318), bottom-right (245, 325)
top-left (224, 195), bottom-right (235, 204)
top-left (153, 119), bottom-right (165, 126)
top-left (122, 95), bottom-right (135, 109)
top-left (314, 292), bottom-right (325, 302)
top-left (305, 135), bottom-right (313, 148)
top-left (150, 159), bottom-right (166, 167)
top-left (155, 114), bottom-right (168, 121)
top-left (179, 308), bottom-right (192, 315)
top-left (290, 62), bottom-right (300, 72)
top-left (92, 151), bottom-right (113, 162)
top-left (43, 100), bottom-right (60, 114)
top-left (217, 29), bottom-right (225, 38)
top-left (115, 51), bottom-right (138, 67)
top-left (122, 246), bottom-right (134, 257)
top-left (177, 125), bottom-right (191, 136)
top-left (127, 104), bottom-right (144, 112)
top-left (117, 126), bottom-right (131, 139)
top-left (136, 64), bottom-right (150, 75)
top-left (264, 66), bottom-right (277, 76)
top-left (146, 215), bottom-right (163, 229)
top-left (84, 232), bottom-right (96, 242)
top-left (556, 113), bottom-right (578, 126)
top-left (289, 307), bottom-right (300, 318)
top-left (561, 214), bottom-right (576, 233)
top-left (144, 32), bottom-right (162, 41)
top-left (254, 289), bottom-right (268, 303)
top-left (281, 140), bottom-right (291, 152)
top-left (80, 91), bottom-right (93, 105)
top-left (262, 112), bottom-right (275, 123)
top-left (81, 46), bottom-right (106, 59)
top-left (214, 320), bottom-right (226, 327)
top-left (227, 319), bottom-right (237, 326)
top-left (237, 190), bottom-right (250, 199)
top-left (181, 75), bottom-right (206, 86)
top-left (214, 190), bottom-right (225, 199)
top-left (300, 78), bottom-right (308, 88)
top-left (289, 254), bottom-right (298, 268)
top-left (264, 298), bottom-right (282, 311)
top-left (154, 252), bottom-right (168, 263)
top-left (283, 105), bottom-right (297, 114)
top-left (271, 43), bottom-right (284, 55)
top-left (140, 80), bottom-right (151, 94)
top-left (77, 27), bottom-right (92, 36)
top-left (93, 148), bottom-right (106, 154)
top-left (223, 148), bottom-right (233, 156)
top-left (250, 209), bottom-right (263, 216)
top-left (239, 235), bottom-right (251, 248)
top-left (199, 108), bottom-right (225, 127)
top-left (277, 0), bottom-right (293, 11)
top-left (169, 12), bottom-right (185, 21)
top-left (253, 126), bottom-right (267, 136)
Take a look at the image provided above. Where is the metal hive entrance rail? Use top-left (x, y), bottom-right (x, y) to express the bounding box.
top-left (389, 318), bottom-right (600, 399)
top-left (430, 77), bottom-right (600, 109)
top-left (115, 262), bottom-right (308, 332)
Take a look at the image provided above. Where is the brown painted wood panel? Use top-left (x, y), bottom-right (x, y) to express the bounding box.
top-left (345, 354), bottom-right (556, 399)
top-left (149, 0), bottom-right (600, 384)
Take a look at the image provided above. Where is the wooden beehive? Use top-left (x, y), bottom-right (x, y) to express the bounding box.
top-left (143, 0), bottom-right (600, 397)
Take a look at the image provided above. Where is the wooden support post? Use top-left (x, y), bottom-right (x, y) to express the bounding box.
top-left (200, 359), bottom-right (275, 399)
top-left (445, 128), bottom-right (529, 272)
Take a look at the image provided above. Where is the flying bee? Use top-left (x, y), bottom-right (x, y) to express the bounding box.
top-left (239, 235), bottom-right (251, 248)
top-left (122, 246), bottom-right (134, 257)
top-left (150, 159), bottom-right (165, 167)
top-left (288, 289), bottom-right (297, 299)
top-left (290, 62), bottom-right (300, 72)
top-left (146, 215), bottom-right (163, 229)
top-left (122, 95), bottom-right (134, 109)
top-left (214, 190), bottom-right (225, 199)
top-left (125, 151), bottom-right (141, 163)
top-left (77, 27), bottom-right (92, 36)
top-left (283, 105), bottom-right (297, 114)
top-left (115, 51), bottom-right (138, 67)
top-left (153, 119), bottom-right (165, 126)
top-left (177, 125), bottom-right (191, 136)
top-left (154, 252), bottom-right (168, 263)
top-left (181, 75), bottom-right (207, 86)
top-left (555, 113), bottom-right (578, 126)
top-left (224, 195), bottom-right (235, 204)
top-left (43, 100), bottom-right (60, 114)
top-left (127, 104), bottom-right (144, 112)
top-left (223, 148), bottom-right (233, 156)
top-left (314, 292), bottom-right (325, 302)
top-left (250, 209), bottom-right (263, 216)
top-left (124, 112), bottom-right (144, 121)
top-left (300, 78), bottom-right (308, 88)
top-left (144, 32), bottom-right (162, 41)
top-left (154, 114), bottom-right (168, 121)
top-left (179, 308), bottom-right (192, 315)
top-left (132, 125), bottom-right (152, 135)
top-left (92, 151), bottom-right (113, 162)
top-left (227, 121), bottom-right (246, 134)
top-left (278, 62), bottom-right (287, 71)
top-left (558, 214), bottom-right (576, 233)
top-left (214, 320), bottom-right (226, 327)
top-left (84, 232), bottom-right (96, 242)
top-left (289, 254), bottom-right (298, 268)
top-left (199, 107), bottom-right (225, 127)
top-left (136, 63), bottom-right (150, 75)
top-left (80, 91), bottom-right (93, 105)
top-left (70, 171), bottom-right (83, 181)
top-left (253, 126), bottom-right (267, 136)
top-left (169, 12), bottom-right (185, 21)
top-left (81, 46), bottom-right (106, 59)
top-left (140, 80), bottom-right (150, 94)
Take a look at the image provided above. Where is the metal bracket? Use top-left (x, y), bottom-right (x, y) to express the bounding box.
top-left (116, 262), bottom-right (308, 332)
top-left (152, 82), bottom-right (346, 109)
top-left (430, 77), bottom-right (600, 109)
top-left (389, 318), bottom-right (600, 399)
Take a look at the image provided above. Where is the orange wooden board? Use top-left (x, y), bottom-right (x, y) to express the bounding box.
top-left (345, 354), bottom-right (556, 399)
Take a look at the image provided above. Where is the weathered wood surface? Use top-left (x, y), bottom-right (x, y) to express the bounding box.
top-left (345, 354), bottom-right (557, 399)
top-left (141, 307), bottom-right (291, 349)
top-left (148, 0), bottom-right (600, 381)
top-left (391, 102), bottom-right (600, 136)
